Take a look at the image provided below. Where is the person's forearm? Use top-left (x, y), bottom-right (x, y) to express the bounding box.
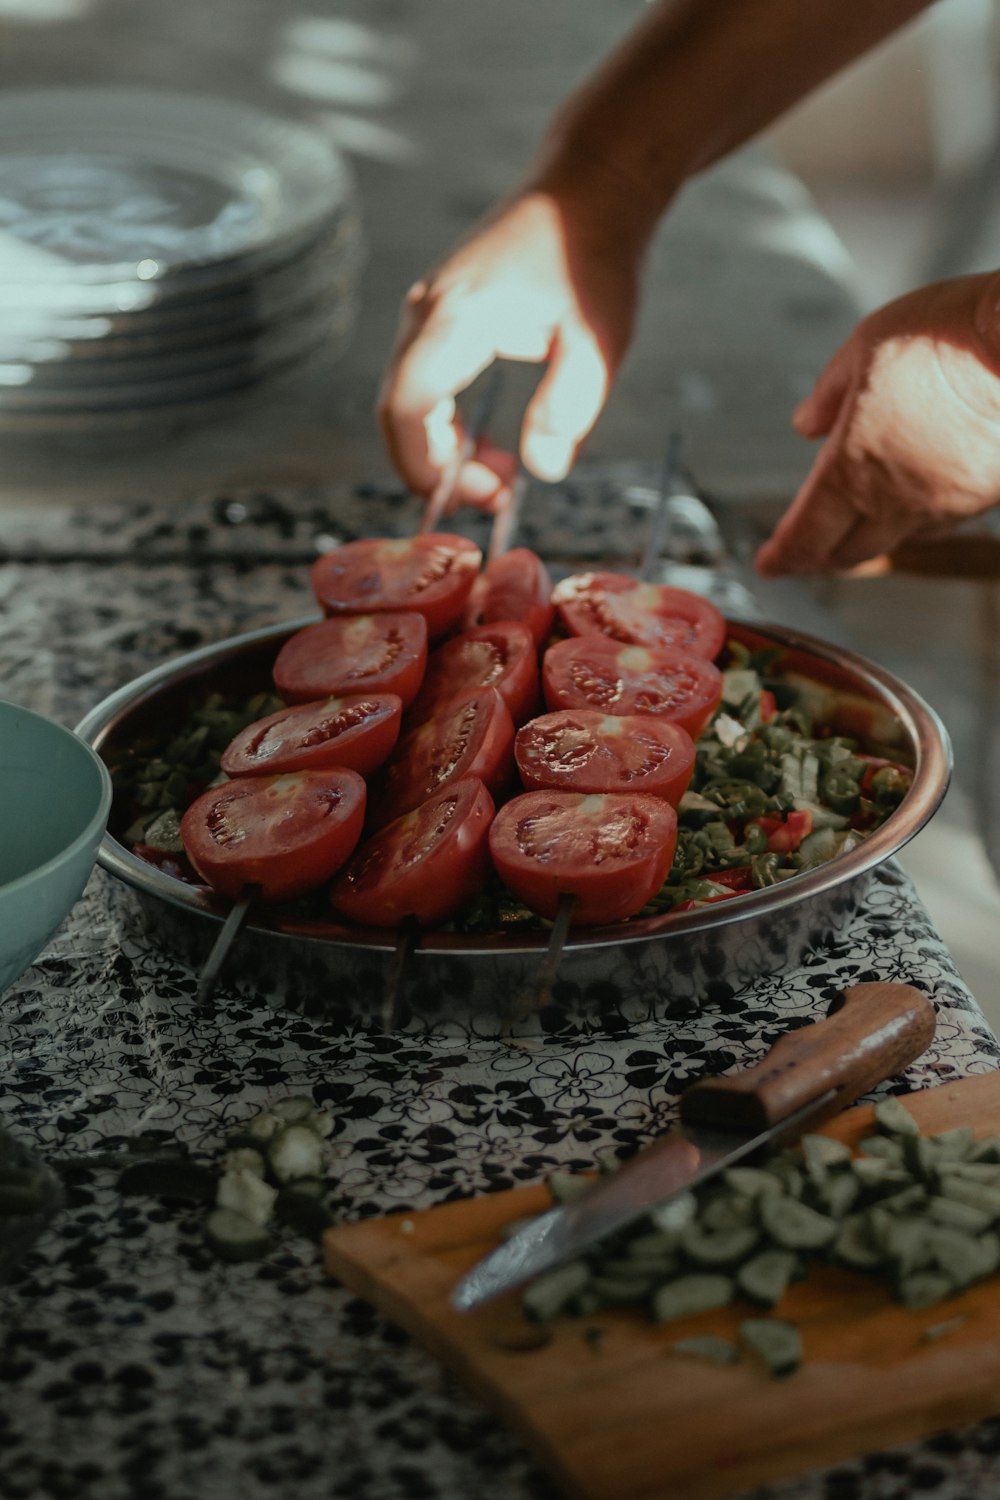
top-left (530, 0), bottom-right (935, 229)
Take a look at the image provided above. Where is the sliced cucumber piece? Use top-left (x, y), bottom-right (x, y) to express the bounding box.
top-left (873, 1096), bottom-right (921, 1139)
top-left (216, 1167), bottom-right (278, 1228)
top-left (759, 1194), bottom-right (837, 1251)
top-left (651, 1273), bottom-right (734, 1323)
top-left (522, 1260), bottom-right (590, 1322)
top-left (740, 1318), bottom-right (802, 1378)
top-left (546, 1170), bottom-right (593, 1205)
top-left (681, 1222), bottom-right (760, 1268)
top-left (266, 1124), bottom-right (326, 1184)
top-left (204, 1207), bottom-right (271, 1263)
top-left (736, 1249), bottom-right (799, 1308)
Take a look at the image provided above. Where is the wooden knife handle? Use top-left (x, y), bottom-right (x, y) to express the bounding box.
top-left (679, 983), bottom-right (936, 1135)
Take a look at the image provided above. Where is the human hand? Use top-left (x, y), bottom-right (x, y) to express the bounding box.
top-left (376, 176), bottom-right (651, 511)
top-left (756, 273), bottom-right (1000, 576)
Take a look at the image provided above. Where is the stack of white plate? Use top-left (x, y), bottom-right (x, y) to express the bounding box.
top-left (0, 89), bottom-right (364, 435)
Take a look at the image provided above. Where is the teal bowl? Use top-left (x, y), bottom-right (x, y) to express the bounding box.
top-left (0, 700), bottom-right (112, 996)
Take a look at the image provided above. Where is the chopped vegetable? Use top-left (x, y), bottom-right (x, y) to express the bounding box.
top-left (515, 1098), bottom-right (1000, 1378)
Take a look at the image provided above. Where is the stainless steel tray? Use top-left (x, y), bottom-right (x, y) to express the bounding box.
top-left (76, 616), bottom-right (952, 1034)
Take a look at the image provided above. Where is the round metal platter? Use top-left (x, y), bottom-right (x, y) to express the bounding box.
top-left (0, 89), bottom-right (354, 289)
top-left (76, 616), bottom-right (952, 1033)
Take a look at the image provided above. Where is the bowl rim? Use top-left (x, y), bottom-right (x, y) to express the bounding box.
top-left (0, 698), bottom-right (113, 897)
top-left (75, 614), bottom-right (953, 958)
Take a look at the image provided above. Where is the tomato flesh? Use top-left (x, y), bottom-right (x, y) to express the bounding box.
top-left (463, 546), bottom-right (555, 647)
top-left (221, 693), bottom-right (402, 779)
top-left (272, 613), bottom-right (427, 708)
top-left (370, 685), bottom-right (515, 827)
top-left (553, 572), bottom-right (726, 660)
top-left (180, 769), bottom-right (366, 904)
top-left (408, 621), bottom-right (540, 728)
top-left (489, 790), bottom-right (678, 925)
top-left (331, 777), bottom-right (495, 928)
top-left (542, 636), bottom-right (723, 739)
top-left (515, 708), bottom-right (695, 805)
top-left (311, 533), bottom-right (481, 639)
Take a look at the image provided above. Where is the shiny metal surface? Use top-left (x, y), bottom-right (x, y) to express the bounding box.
top-left (75, 614), bottom-right (952, 1029)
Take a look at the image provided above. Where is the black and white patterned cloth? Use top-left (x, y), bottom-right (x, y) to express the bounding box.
top-left (2, 483), bottom-right (999, 1500)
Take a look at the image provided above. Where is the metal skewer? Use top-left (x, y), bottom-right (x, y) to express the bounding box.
top-left (639, 430), bottom-right (683, 582)
top-left (419, 364), bottom-right (506, 535)
top-left (486, 464), bottom-right (527, 565)
top-left (505, 892), bottom-right (578, 1028)
top-left (195, 884), bottom-right (260, 1006)
top-left (381, 915), bottom-right (421, 1032)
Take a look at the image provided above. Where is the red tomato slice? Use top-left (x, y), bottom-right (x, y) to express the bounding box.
top-left (753, 809), bottom-right (813, 853)
top-left (180, 769), bottom-right (366, 904)
top-left (489, 790), bottom-right (678, 925)
top-left (462, 547), bottom-right (555, 647)
top-left (311, 534), bottom-right (482, 639)
top-left (408, 621), bottom-right (540, 728)
top-left (514, 708), bottom-right (695, 805)
top-left (371, 685), bottom-right (515, 827)
top-left (220, 694), bottom-right (402, 779)
top-left (553, 572), bottom-right (726, 660)
top-left (272, 613), bottom-right (427, 708)
top-left (542, 637), bottom-right (723, 739)
top-left (330, 777), bottom-right (495, 928)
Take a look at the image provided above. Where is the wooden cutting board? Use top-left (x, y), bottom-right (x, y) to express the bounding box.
top-left (324, 1076), bottom-right (1000, 1500)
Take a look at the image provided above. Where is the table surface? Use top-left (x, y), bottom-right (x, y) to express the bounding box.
top-left (3, 482), bottom-right (1000, 1500)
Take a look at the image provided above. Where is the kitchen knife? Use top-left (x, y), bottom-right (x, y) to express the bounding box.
top-left (452, 982), bottom-right (935, 1310)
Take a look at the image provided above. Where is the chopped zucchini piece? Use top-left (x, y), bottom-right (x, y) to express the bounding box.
top-left (873, 1096), bottom-right (921, 1139)
top-left (831, 1215), bottom-right (883, 1272)
top-left (266, 1124), bottom-right (326, 1184)
top-left (216, 1167), bottom-right (278, 1228)
top-left (736, 1249), bottom-right (799, 1308)
top-left (799, 1134), bottom-right (852, 1172)
top-left (759, 1194), bottom-right (837, 1251)
top-left (647, 1191), bottom-right (698, 1235)
top-left (546, 1170), bottom-right (593, 1205)
top-left (651, 1273), bottom-right (734, 1323)
top-left (680, 1222), bottom-right (760, 1268)
top-left (204, 1207), bottom-right (271, 1263)
top-left (522, 1260), bottom-right (590, 1322)
top-left (740, 1318), bottom-right (802, 1378)
top-left (926, 1194), bottom-right (993, 1235)
top-left (935, 1174), bottom-right (1000, 1219)
top-left (221, 1147), bottom-right (267, 1178)
top-left (723, 1166), bottom-right (783, 1200)
top-left (896, 1270), bottom-right (956, 1309)
top-left (858, 1134), bottom-right (905, 1164)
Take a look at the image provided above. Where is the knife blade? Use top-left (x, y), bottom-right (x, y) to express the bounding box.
top-left (451, 981), bottom-right (935, 1310)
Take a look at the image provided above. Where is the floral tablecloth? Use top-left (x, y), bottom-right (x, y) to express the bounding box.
top-left (2, 481), bottom-right (999, 1500)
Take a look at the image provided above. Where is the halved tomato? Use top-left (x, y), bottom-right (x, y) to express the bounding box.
top-left (311, 534), bottom-right (481, 639)
top-left (370, 685), bottom-right (515, 827)
top-left (514, 708), bottom-right (695, 805)
top-left (462, 546), bottom-right (555, 647)
top-left (407, 621), bottom-right (540, 728)
top-left (220, 694), bottom-right (402, 779)
top-left (272, 613), bottom-right (427, 708)
top-left (330, 777), bottom-right (495, 928)
top-left (553, 572), bottom-right (726, 660)
top-left (542, 637), bottom-right (723, 739)
top-left (488, 790), bottom-right (678, 925)
top-left (180, 769), bottom-right (366, 904)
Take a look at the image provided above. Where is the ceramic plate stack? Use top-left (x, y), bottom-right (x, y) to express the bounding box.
top-left (0, 88), bottom-right (364, 435)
